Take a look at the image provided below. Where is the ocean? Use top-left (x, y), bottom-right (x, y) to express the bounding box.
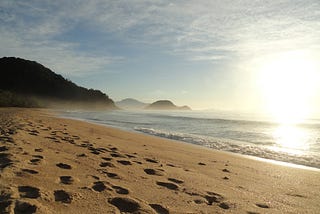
top-left (60, 110), bottom-right (320, 169)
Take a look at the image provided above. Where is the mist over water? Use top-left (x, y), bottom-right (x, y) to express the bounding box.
top-left (60, 110), bottom-right (320, 169)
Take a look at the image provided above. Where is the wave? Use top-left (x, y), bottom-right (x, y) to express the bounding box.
top-left (134, 127), bottom-right (320, 169)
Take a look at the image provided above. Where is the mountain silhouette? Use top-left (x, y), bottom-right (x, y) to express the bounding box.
top-left (116, 98), bottom-right (149, 110)
top-left (0, 57), bottom-right (116, 109)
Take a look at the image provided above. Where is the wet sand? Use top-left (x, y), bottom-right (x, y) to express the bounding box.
top-left (0, 108), bottom-right (319, 213)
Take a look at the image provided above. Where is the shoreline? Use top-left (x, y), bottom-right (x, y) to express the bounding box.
top-left (1, 108), bottom-right (319, 213)
top-left (59, 111), bottom-right (320, 172)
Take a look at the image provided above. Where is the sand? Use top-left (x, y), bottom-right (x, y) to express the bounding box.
top-left (0, 108), bottom-right (319, 214)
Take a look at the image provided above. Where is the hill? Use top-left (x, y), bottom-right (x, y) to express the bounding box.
top-left (145, 100), bottom-right (191, 110)
top-left (0, 57), bottom-right (116, 109)
top-left (116, 98), bottom-right (148, 110)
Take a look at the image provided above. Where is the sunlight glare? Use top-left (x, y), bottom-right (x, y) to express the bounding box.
top-left (272, 124), bottom-right (309, 154)
top-left (257, 51), bottom-right (319, 124)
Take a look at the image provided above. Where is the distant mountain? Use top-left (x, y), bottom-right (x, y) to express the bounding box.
top-left (0, 57), bottom-right (117, 109)
top-left (145, 100), bottom-right (191, 110)
top-left (116, 98), bottom-right (148, 110)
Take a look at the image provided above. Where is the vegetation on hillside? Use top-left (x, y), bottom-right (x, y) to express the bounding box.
top-left (0, 57), bottom-right (116, 109)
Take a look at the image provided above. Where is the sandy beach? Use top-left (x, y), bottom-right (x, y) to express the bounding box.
top-left (0, 108), bottom-right (319, 214)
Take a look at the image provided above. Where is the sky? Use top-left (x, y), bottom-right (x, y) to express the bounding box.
top-left (1, 0), bottom-right (320, 116)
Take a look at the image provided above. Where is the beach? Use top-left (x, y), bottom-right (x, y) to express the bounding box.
top-left (0, 108), bottom-right (319, 214)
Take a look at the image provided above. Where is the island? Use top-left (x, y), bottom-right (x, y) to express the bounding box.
top-left (145, 100), bottom-right (191, 110)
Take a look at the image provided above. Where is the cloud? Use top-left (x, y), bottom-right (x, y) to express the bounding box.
top-left (1, 0), bottom-right (320, 74)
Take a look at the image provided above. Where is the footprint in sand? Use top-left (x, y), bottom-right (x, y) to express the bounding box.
top-left (106, 172), bottom-right (120, 179)
top-left (32, 155), bottom-right (43, 159)
top-left (0, 146), bottom-right (8, 152)
top-left (219, 202), bottom-right (231, 210)
top-left (255, 203), bottom-right (269, 209)
top-left (56, 163), bottom-right (72, 169)
top-left (18, 186), bottom-right (40, 199)
top-left (117, 160), bottom-right (132, 165)
top-left (99, 162), bottom-right (115, 168)
top-left (29, 158), bottom-right (41, 165)
top-left (54, 190), bottom-right (72, 203)
top-left (28, 132), bottom-right (38, 136)
top-left (34, 148), bottom-right (43, 152)
top-left (144, 168), bottom-right (165, 176)
top-left (96, 147), bottom-right (109, 153)
top-left (110, 153), bottom-right (126, 158)
top-left (60, 176), bottom-right (74, 185)
top-left (91, 175), bottom-right (100, 180)
top-left (156, 181), bottom-right (179, 190)
top-left (14, 201), bottom-right (37, 214)
top-left (205, 191), bottom-right (224, 205)
top-left (0, 191), bottom-right (12, 213)
top-left (110, 147), bottom-right (118, 151)
top-left (168, 178), bottom-right (184, 184)
top-left (88, 147), bottom-right (102, 155)
top-left (108, 197), bottom-right (141, 213)
top-left (21, 169), bottom-right (39, 175)
top-left (149, 204), bottom-right (169, 214)
top-left (90, 150), bottom-right (100, 155)
top-left (222, 168), bottom-right (231, 173)
top-left (102, 157), bottom-right (112, 161)
top-left (16, 169), bottom-right (39, 177)
top-left (166, 163), bottom-right (176, 167)
top-left (194, 198), bottom-right (207, 205)
top-left (125, 154), bottom-right (136, 158)
top-left (133, 160), bottom-right (142, 165)
top-left (145, 158), bottom-right (159, 164)
top-left (112, 186), bottom-right (129, 195)
top-left (198, 162), bottom-right (206, 166)
top-left (92, 181), bottom-right (108, 192)
top-left (0, 153), bottom-right (12, 171)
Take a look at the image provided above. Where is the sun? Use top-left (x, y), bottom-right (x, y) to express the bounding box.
top-left (257, 51), bottom-right (319, 124)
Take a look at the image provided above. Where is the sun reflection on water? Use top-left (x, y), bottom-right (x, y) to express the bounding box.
top-left (272, 124), bottom-right (309, 155)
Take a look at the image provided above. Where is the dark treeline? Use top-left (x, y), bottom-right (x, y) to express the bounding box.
top-left (0, 57), bottom-right (116, 108)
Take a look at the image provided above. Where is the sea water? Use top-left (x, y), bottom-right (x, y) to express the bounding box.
top-left (60, 110), bottom-right (320, 169)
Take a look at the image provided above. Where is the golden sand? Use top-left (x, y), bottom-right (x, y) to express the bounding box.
top-left (0, 108), bottom-right (319, 213)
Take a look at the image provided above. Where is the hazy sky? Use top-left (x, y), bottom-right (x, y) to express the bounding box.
top-left (1, 0), bottom-right (320, 114)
